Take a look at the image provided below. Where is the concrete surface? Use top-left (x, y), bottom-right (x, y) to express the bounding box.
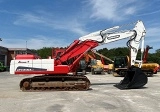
top-left (0, 72), bottom-right (160, 112)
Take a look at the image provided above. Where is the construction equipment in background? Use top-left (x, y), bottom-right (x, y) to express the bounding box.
top-left (90, 49), bottom-right (114, 74)
top-left (142, 45), bottom-right (159, 74)
top-left (53, 47), bottom-right (159, 76)
top-left (112, 45), bottom-right (159, 77)
top-left (91, 49), bottom-right (114, 63)
top-left (76, 51), bottom-right (105, 75)
top-left (84, 50), bottom-right (105, 75)
top-left (107, 64), bottom-right (114, 74)
top-left (90, 59), bottom-right (104, 75)
top-left (10, 20), bottom-right (147, 91)
top-left (77, 49), bottom-right (114, 75)
top-left (90, 49), bottom-right (115, 74)
top-left (143, 45), bottom-right (153, 63)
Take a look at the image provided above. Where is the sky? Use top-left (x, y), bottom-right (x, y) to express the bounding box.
top-left (0, 0), bottom-right (160, 53)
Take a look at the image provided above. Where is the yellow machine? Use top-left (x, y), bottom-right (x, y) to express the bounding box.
top-left (135, 63), bottom-right (159, 75)
top-left (77, 51), bottom-right (105, 75)
top-left (112, 56), bottom-right (159, 77)
top-left (90, 59), bottom-right (104, 74)
top-left (85, 52), bottom-right (105, 75)
top-left (90, 49), bottom-right (114, 74)
top-left (107, 63), bottom-right (114, 74)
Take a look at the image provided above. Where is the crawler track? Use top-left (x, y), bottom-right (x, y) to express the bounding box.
top-left (20, 75), bottom-right (90, 91)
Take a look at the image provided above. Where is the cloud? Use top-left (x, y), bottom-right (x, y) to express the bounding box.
top-left (1, 36), bottom-right (69, 49)
top-left (125, 7), bottom-right (135, 15)
top-left (88, 0), bottom-right (137, 21)
top-left (147, 27), bottom-right (160, 37)
top-left (136, 10), bottom-right (160, 16)
top-left (140, 25), bottom-right (160, 52)
top-left (13, 12), bottom-right (88, 36)
top-left (145, 26), bottom-right (160, 50)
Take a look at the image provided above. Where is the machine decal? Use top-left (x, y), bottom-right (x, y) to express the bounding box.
top-left (16, 66), bottom-right (47, 71)
top-left (18, 61), bottom-right (29, 63)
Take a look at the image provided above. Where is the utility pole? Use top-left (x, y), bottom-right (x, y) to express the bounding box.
top-left (26, 40), bottom-right (27, 54)
top-left (0, 38), bottom-right (2, 54)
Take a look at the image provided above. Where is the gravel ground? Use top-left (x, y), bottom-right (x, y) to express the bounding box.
top-left (0, 72), bottom-right (160, 112)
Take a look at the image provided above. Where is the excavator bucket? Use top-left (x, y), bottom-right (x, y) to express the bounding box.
top-left (114, 65), bottom-right (148, 89)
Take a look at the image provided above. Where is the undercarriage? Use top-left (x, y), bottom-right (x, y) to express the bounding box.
top-left (20, 75), bottom-right (90, 91)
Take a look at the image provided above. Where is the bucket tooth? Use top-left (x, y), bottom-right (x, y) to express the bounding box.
top-left (114, 65), bottom-right (148, 89)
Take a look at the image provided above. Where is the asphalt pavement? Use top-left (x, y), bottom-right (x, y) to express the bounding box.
top-left (0, 72), bottom-right (160, 112)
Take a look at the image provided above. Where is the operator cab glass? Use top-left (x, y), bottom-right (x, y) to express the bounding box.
top-left (114, 56), bottom-right (128, 68)
top-left (90, 59), bottom-right (97, 66)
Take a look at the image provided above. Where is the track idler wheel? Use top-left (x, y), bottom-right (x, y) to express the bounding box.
top-left (20, 79), bottom-right (31, 91)
top-left (114, 65), bottom-right (148, 89)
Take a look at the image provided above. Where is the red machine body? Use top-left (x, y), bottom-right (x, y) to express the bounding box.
top-left (15, 54), bottom-right (41, 59)
top-left (143, 45), bottom-right (153, 63)
top-left (11, 40), bottom-right (99, 75)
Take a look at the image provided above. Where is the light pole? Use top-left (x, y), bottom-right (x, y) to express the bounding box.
top-left (26, 41), bottom-right (27, 54)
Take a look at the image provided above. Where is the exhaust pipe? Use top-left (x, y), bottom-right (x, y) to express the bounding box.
top-left (114, 65), bottom-right (148, 89)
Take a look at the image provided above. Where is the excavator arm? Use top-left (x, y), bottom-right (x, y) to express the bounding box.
top-left (79, 20), bottom-right (146, 67)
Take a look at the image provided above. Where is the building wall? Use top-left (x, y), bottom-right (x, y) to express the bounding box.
top-left (7, 48), bottom-right (36, 66)
top-left (7, 51), bottom-right (14, 66)
top-left (0, 47), bottom-right (36, 67)
top-left (0, 46), bottom-right (8, 66)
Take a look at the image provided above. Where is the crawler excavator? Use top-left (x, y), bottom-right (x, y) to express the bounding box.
top-left (10, 20), bottom-right (148, 91)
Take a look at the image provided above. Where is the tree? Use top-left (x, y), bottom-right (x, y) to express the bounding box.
top-left (36, 47), bottom-right (52, 59)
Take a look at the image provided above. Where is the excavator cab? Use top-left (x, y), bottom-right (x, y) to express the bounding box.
top-left (115, 65), bottom-right (148, 89)
top-left (113, 56), bottom-right (129, 76)
top-left (114, 56), bottom-right (128, 68)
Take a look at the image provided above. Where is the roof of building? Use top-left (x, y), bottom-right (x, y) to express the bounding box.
top-left (0, 46), bottom-right (8, 50)
top-left (8, 48), bottom-right (29, 51)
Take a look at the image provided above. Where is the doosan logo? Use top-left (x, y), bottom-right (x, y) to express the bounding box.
top-left (18, 61), bottom-right (29, 63)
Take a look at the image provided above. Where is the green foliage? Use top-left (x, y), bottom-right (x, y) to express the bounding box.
top-left (148, 53), bottom-right (160, 64)
top-left (36, 47), bottom-right (52, 59)
top-left (156, 49), bottom-right (160, 54)
top-left (98, 47), bottom-right (129, 59)
top-left (97, 47), bottom-right (160, 64)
